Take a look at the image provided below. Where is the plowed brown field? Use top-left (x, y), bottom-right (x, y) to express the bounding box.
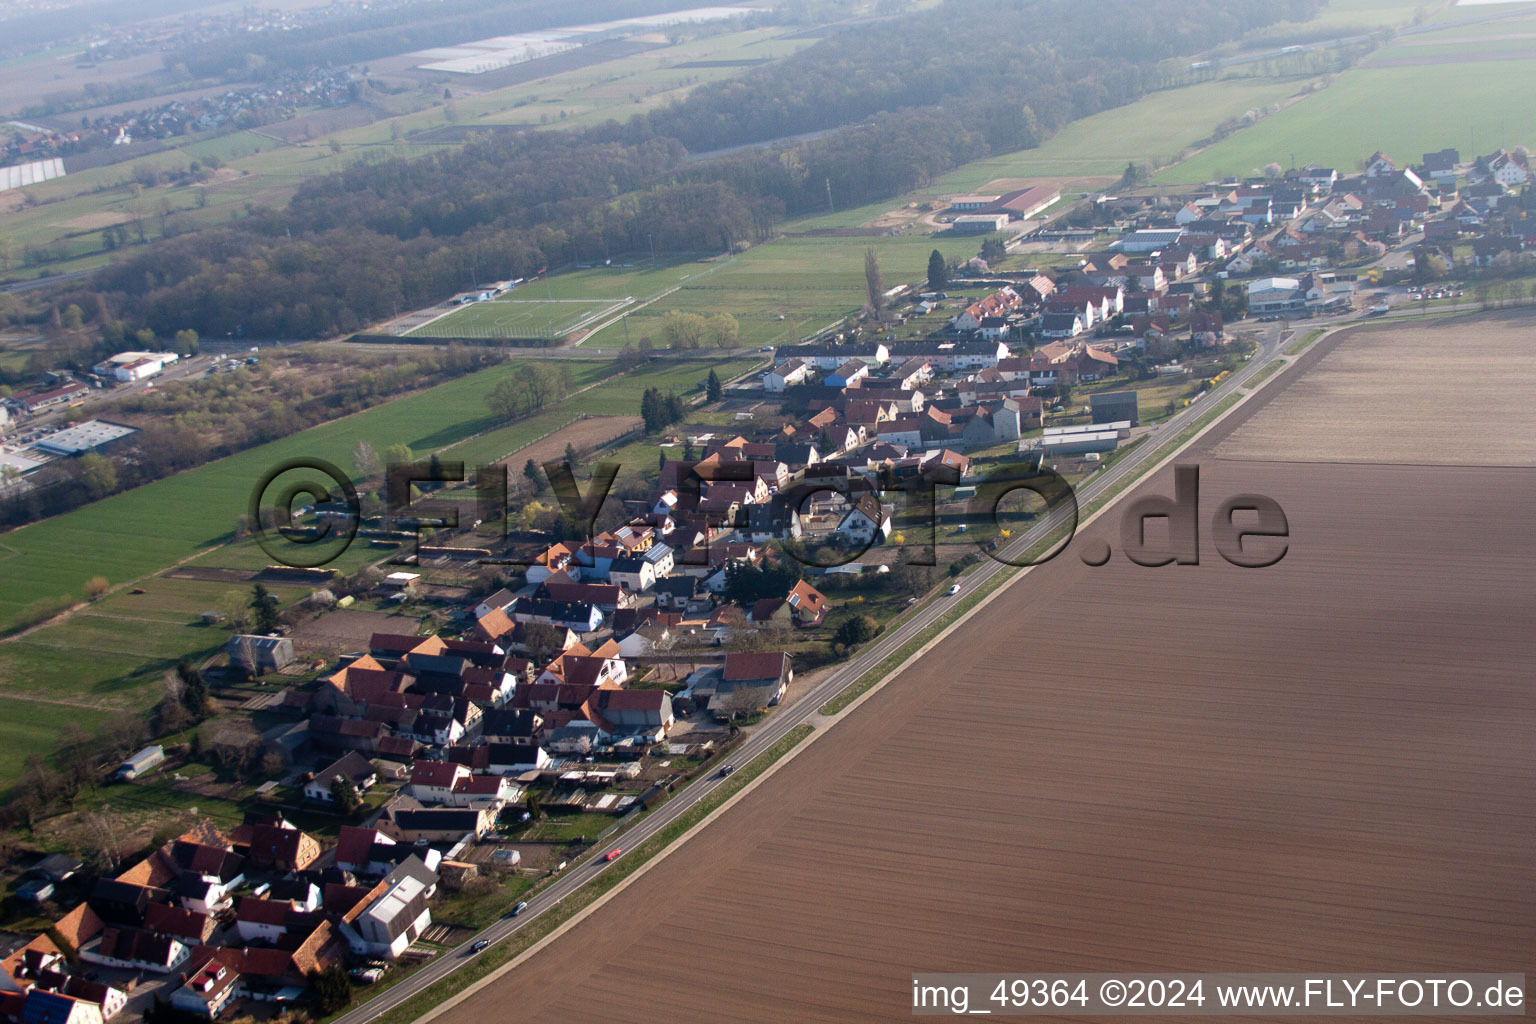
top-left (439, 320), bottom-right (1536, 1023)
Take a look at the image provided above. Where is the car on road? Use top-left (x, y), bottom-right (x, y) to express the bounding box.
top-left (470, 939), bottom-right (491, 953)
top-left (720, 764), bottom-right (737, 777)
top-left (605, 848), bottom-right (622, 862)
top-left (509, 901), bottom-right (529, 917)
top-left (947, 583), bottom-right (961, 596)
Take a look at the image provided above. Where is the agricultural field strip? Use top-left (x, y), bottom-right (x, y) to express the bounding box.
top-left (331, 311), bottom-right (1296, 1024)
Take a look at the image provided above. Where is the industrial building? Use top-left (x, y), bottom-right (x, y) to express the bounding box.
top-left (951, 213), bottom-right (1010, 235)
top-left (1044, 420), bottom-right (1133, 440)
top-left (1040, 430), bottom-right (1121, 456)
top-left (1115, 228), bottom-right (1186, 254)
top-left (92, 350), bottom-right (177, 382)
top-left (30, 420), bottom-right (138, 456)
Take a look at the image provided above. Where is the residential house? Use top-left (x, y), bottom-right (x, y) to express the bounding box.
top-left (170, 951), bottom-right (241, 1019)
top-left (750, 580), bottom-right (828, 628)
top-left (303, 752), bottom-right (377, 803)
top-left (763, 359), bottom-right (811, 392)
top-left (341, 872), bottom-right (432, 960)
top-left (836, 495), bottom-right (891, 545)
top-left (777, 341), bottom-right (889, 370)
top-left (606, 555), bottom-right (656, 593)
top-left (709, 652), bottom-right (793, 718)
top-left (1040, 312), bottom-right (1084, 338)
top-left (584, 689), bottom-right (675, 745)
top-left (236, 820), bottom-right (320, 874)
top-left (79, 929), bottom-right (189, 975)
top-left (509, 597), bottom-right (603, 633)
top-left (826, 360), bottom-right (869, 388)
top-left (406, 761), bottom-right (472, 805)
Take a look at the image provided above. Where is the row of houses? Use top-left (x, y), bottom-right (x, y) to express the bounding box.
top-left (1, 817), bottom-right (445, 1022)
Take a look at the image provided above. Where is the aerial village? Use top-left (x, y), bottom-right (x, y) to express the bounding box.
top-left (2, 141), bottom-right (1533, 1022)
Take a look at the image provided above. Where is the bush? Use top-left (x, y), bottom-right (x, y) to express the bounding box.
top-left (834, 614), bottom-right (879, 648)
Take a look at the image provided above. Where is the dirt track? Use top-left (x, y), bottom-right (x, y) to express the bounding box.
top-left (439, 321), bottom-right (1536, 1023)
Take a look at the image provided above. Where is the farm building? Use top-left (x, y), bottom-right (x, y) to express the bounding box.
top-left (948, 194), bottom-right (1001, 212)
top-left (952, 214), bottom-right (1010, 235)
top-left (113, 745), bottom-right (166, 781)
top-left (1090, 391), bottom-right (1139, 426)
top-left (227, 635), bottom-right (296, 675)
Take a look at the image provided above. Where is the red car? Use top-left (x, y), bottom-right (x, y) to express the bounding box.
top-left (604, 848), bottom-right (622, 862)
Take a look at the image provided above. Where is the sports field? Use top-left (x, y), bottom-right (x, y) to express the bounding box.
top-left (410, 298), bottom-right (630, 339)
top-left (414, 259), bottom-right (727, 340)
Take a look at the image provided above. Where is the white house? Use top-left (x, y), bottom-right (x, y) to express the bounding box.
top-left (81, 930), bottom-right (190, 974)
top-left (606, 555), bottom-right (656, 593)
top-left (171, 955), bottom-right (241, 1019)
top-left (1489, 151), bottom-right (1529, 187)
top-left (1173, 202), bottom-right (1204, 225)
top-left (405, 761), bottom-right (471, 804)
top-left (1297, 166), bottom-right (1337, 192)
top-left (763, 359), bottom-right (811, 392)
top-left (836, 495), bottom-right (891, 545)
top-left (20, 991), bottom-right (107, 1024)
top-left (344, 874), bottom-right (432, 960)
top-left (1365, 151), bottom-right (1396, 178)
top-left (303, 752), bottom-right (377, 803)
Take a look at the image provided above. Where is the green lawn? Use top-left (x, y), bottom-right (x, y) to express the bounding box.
top-left (601, 233), bottom-right (987, 348)
top-left (1159, 58), bottom-right (1536, 183)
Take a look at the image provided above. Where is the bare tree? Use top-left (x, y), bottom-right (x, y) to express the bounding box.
top-left (864, 247), bottom-right (885, 319)
top-left (80, 804), bottom-right (127, 873)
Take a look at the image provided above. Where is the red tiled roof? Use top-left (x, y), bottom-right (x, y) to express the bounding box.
top-left (722, 652), bottom-right (788, 682)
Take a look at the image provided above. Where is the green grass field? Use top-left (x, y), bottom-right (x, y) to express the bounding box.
top-left (0, 576), bottom-right (307, 784)
top-left (932, 79), bottom-right (1313, 191)
top-left (1159, 57), bottom-right (1536, 183)
top-left (578, 233), bottom-right (989, 349)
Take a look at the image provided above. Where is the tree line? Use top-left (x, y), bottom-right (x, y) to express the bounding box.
top-left (35, 0), bottom-right (1315, 342)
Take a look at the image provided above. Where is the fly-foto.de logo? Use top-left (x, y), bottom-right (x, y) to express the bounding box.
top-left (247, 458), bottom-right (1287, 571)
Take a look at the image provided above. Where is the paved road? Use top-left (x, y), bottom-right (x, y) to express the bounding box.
top-left (333, 323), bottom-right (1312, 1024)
